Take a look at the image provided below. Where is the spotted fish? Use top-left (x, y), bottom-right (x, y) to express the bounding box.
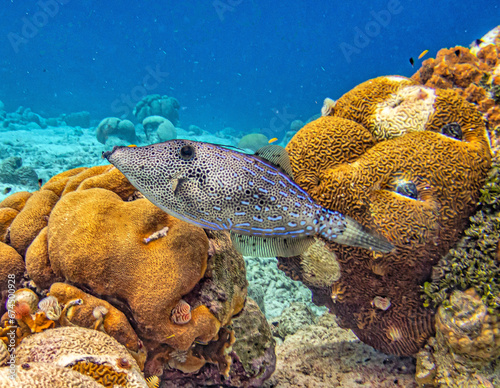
top-left (102, 140), bottom-right (394, 257)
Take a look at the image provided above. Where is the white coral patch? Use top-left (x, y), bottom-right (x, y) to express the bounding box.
top-left (373, 85), bottom-right (436, 140)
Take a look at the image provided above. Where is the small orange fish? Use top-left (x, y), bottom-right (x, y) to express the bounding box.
top-left (418, 50), bottom-right (428, 59)
top-left (268, 138), bottom-right (278, 144)
top-left (127, 144), bottom-right (137, 147)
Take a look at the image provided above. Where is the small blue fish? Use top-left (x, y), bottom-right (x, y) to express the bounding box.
top-left (103, 140), bottom-right (394, 257)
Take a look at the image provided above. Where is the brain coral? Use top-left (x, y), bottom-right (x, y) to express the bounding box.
top-left (0, 363), bottom-right (103, 387)
top-left (14, 326), bottom-right (149, 387)
top-left (412, 26), bottom-right (500, 130)
top-left (331, 75), bottom-right (487, 143)
top-left (282, 82), bottom-right (491, 355)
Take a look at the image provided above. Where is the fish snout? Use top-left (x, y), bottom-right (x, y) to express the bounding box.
top-left (102, 146), bottom-right (122, 161)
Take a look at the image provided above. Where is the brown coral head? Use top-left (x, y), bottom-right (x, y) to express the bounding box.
top-left (171, 299), bottom-right (192, 325)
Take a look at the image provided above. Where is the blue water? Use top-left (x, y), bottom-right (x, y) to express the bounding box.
top-left (0, 0), bottom-right (499, 137)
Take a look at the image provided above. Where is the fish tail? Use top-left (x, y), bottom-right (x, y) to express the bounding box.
top-left (318, 209), bottom-right (394, 253)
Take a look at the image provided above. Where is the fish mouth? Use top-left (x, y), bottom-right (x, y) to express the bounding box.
top-left (102, 146), bottom-right (121, 161)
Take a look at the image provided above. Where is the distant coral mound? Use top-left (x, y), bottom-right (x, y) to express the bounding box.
top-left (133, 94), bottom-right (180, 126)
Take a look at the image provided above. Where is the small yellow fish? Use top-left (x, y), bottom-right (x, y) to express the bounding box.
top-left (418, 50), bottom-right (429, 59)
top-left (128, 144), bottom-right (137, 147)
top-left (268, 138), bottom-right (278, 144)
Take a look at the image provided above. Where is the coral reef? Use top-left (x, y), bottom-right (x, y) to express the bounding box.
top-left (436, 289), bottom-right (500, 360)
top-left (133, 94), bottom-right (180, 125)
top-left (270, 302), bottom-right (316, 340)
top-left (237, 133), bottom-right (269, 152)
top-left (47, 283), bottom-right (142, 355)
top-left (0, 363), bottom-right (104, 387)
top-left (0, 157), bottom-right (38, 189)
top-left (62, 111), bottom-right (90, 128)
top-left (0, 165), bottom-right (274, 386)
top-left (415, 290), bottom-right (500, 387)
top-left (412, 25), bottom-right (500, 130)
top-left (267, 313), bottom-right (417, 387)
top-left (13, 326), bottom-right (150, 387)
top-left (96, 117), bottom-right (136, 144)
top-left (330, 76), bottom-right (487, 142)
top-left (281, 77), bottom-right (491, 356)
top-left (423, 152), bottom-right (500, 312)
top-left (156, 119), bottom-right (177, 142)
top-left (161, 299), bottom-right (276, 388)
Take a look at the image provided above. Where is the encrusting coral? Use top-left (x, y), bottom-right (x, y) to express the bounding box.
top-left (415, 289), bottom-right (500, 387)
top-left (281, 76), bottom-right (491, 356)
top-left (412, 25), bottom-right (500, 131)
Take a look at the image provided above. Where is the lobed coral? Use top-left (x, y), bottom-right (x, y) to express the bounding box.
top-left (281, 77), bottom-right (491, 356)
top-left (96, 117), bottom-right (136, 145)
top-left (0, 164), bottom-right (272, 385)
top-left (412, 25), bottom-right (500, 130)
top-left (133, 94), bottom-right (180, 125)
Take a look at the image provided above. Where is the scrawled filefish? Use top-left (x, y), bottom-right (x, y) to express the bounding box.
top-left (102, 140), bottom-right (394, 257)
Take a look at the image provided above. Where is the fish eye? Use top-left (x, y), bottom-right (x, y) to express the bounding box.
top-left (179, 145), bottom-right (195, 160)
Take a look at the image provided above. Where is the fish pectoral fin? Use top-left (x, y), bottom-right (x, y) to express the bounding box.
top-left (171, 178), bottom-right (183, 194)
top-left (170, 173), bottom-right (191, 195)
top-left (254, 145), bottom-right (294, 178)
top-left (230, 232), bottom-right (314, 258)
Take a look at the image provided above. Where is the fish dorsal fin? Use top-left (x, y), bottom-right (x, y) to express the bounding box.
top-left (254, 145), bottom-right (294, 178)
top-left (230, 232), bottom-right (313, 257)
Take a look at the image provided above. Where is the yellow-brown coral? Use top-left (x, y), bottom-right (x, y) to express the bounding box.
top-left (282, 80), bottom-right (491, 356)
top-left (14, 326), bottom-right (149, 387)
top-left (436, 288), bottom-right (500, 360)
top-left (47, 283), bottom-right (142, 354)
top-left (412, 26), bottom-right (500, 130)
